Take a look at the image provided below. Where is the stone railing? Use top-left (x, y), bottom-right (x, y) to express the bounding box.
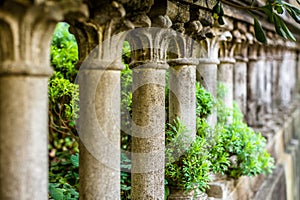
top-left (0, 0), bottom-right (300, 199)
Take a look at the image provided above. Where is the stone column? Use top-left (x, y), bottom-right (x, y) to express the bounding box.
top-left (256, 45), bottom-right (267, 123)
top-left (264, 34), bottom-right (274, 114)
top-left (278, 42), bottom-right (296, 108)
top-left (128, 18), bottom-right (172, 200)
top-left (271, 37), bottom-right (283, 113)
top-left (297, 50), bottom-right (300, 94)
top-left (70, 3), bottom-right (131, 198)
top-left (197, 58), bottom-right (219, 127)
top-left (218, 31), bottom-right (236, 123)
top-left (168, 35), bottom-right (198, 140)
top-left (246, 39), bottom-right (259, 126)
top-left (197, 29), bottom-right (225, 127)
top-left (78, 61), bottom-right (123, 200)
top-left (233, 28), bottom-right (248, 116)
top-left (0, 1), bottom-right (86, 199)
top-left (288, 44), bottom-right (298, 101)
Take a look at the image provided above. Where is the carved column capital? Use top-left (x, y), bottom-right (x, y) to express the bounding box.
top-left (127, 15), bottom-right (173, 69)
top-left (167, 33), bottom-right (199, 66)
top-left (198, 27), bottom-right (231, 64)
top-left (219, 30), bottom-right (237, 64)
top-left (0, 0), bottom-right (88, 76)
top-left (233, 29), bottom-right (248, 62)
top-left (69, 1), bottom-right (137, 71)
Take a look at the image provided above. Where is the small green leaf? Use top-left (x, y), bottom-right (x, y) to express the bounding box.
top-left (70, 154), bottom-right (79, 167)
top-left (49, 184), bottom-right (64, 200)
top-left (253, 17), bottom-right (267, 44)
top-left (284, 3), bottom-right (300, 23)
top-left (279, 16), bottom-right (296, 41)
top-left (273, 14), bottom-right (287, 39)
top-left (218, 16), bottom-right (225, 25)
top-left (287, 7), bottom-right (300, 23)
top-left (212, 1), bottom-right (222, 15)
top-left (275, 5), bottom-right (283, 14)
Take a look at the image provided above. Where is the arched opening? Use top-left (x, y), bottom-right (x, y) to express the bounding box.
top-left (48, 22), bottom-right (80, 199)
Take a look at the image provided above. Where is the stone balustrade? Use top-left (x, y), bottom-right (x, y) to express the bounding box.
top-left (1, 0), bottom-right (300, 200)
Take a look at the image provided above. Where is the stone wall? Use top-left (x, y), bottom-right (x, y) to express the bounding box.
top-left (0, 0), bottom-right (300, 199)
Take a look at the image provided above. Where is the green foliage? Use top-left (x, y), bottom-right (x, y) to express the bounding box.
top-left (48, 22), bottom-right (79, 199)
top-left (120, 41), bottom-right (133, 199)
top-left (48, 22), bottom-right (275, 199)
top-left (51, 22), bottom-right (78, 82)
top-left (49, 153), bottom-right (79, 199)
top-left (165, 119), bottom-right (212, 193)
top-left (216, 83), bottom-right (231, 123)
top-left (196, 82), bottom-right (215, 119)
top-left (121, 63), bottom-right (132, 151)
top-left (121, 153), bottom-right (132, 199)
top-left (213, 0), bottom-right (300, 43)
top-left (213, 103), bottom-right (275, 178)
top-left (254, 17), bottom-right (267, 44)
top-left (212, 1), bottom-right (225, 25)
top-left (212, 84), bottom-right (275, 178)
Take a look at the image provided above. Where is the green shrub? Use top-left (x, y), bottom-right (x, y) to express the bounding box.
top-left (165, 119), bottom-right (211, 193)
top-left (49, 153), bottom-right (79, 200)
top-left (211, 84), bottom-right (275, 178)
top-left (196, 82), bottom-right (215, 119)
top-left (48, 22), bottom-right (79, 199)
top-left (212, 103), bottom-right (275, 178)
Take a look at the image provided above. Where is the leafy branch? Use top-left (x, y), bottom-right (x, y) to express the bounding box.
top-left (213, 0), bottom-right (300, 43)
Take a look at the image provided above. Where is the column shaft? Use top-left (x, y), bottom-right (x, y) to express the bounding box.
top-left (197, 60), bottom-right (218, 127)
top-left (265, 50), bottom-right (273, 114)
top-left (78, 69), bottom-right (121, 199)
top-left (247, 58), bottom-right (258, 126)
top-left (257, 56), bottom-right (266, 121)
top-left (0, 76), bottom-right (49, 199)
top-left (271, 52), bottom-right (280, 113)
top-left (218, 59), bottom-right (234, 122)
top-left (234, 59), bottom-right (247, 116)
top-left (131, 67), bottom-right (166, 200)
top-left (169, 65), bottom-right (196, 138)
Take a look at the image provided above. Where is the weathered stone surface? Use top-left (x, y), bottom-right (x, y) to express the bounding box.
top-left (256, 46), bottom-right (266, 123)
top-left (128, 24), bottom-right (172, 200)
top-left (246, 43), bottom-right (258, 126)
top-left (197, 60), bottom-right (218, 127)
top-left (218, 59), bottom-right (234, 122)
top-left (131, 67), bottom-right (166, 200)
top-left (78, 69), bottom-right (121, 199)
top-left (0, 77), bottom-right (49, 200)
top-left (207, 179), bottom-right (234, 199)
top-left (0, 1), bottom-right (87, 199)
top-left (254, 165), bottom-right (287, 200)
top-left (169, 64), bottom-right (196, 138)
top-left (233, 60), bottom-right (247, 115)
